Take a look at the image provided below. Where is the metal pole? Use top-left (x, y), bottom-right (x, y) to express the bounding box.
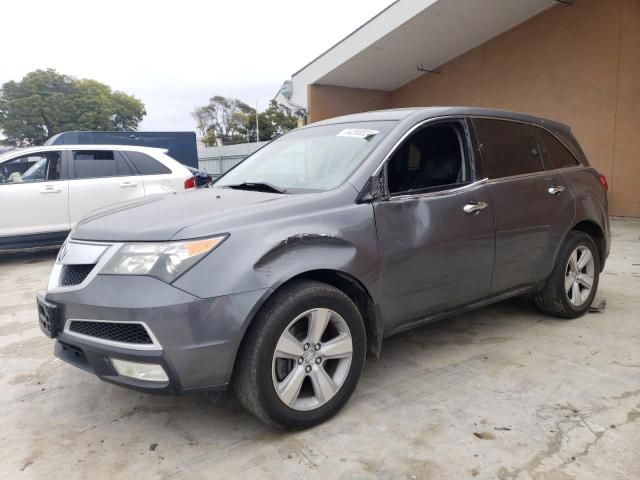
top-left (256, 101), bottom-right (259, 143)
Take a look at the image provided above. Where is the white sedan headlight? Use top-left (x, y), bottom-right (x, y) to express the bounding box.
top-left (101, 235), bottom-right (227, 283)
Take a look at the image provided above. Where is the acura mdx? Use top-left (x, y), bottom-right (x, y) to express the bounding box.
top-left (37, 107), bottom-right (610, 429)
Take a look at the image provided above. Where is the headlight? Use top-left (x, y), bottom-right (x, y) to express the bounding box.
top-left (101, 235), bottom-right (227, 283)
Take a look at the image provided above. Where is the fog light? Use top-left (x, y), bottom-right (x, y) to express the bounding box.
top-left (111, 358), bottom-right (169, 382)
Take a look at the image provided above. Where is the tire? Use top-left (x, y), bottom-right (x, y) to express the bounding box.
top-left (534, 231), bottom-right (600, 319)
top-left (233, 280), bottom-right (366, 429)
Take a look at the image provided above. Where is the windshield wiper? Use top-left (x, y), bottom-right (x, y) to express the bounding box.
top-left (225, 182), bottom-right (288, 194)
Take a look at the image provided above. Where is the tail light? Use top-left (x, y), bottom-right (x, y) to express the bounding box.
top-left (598, 174), bottom-right (608, 192)
top-left (184, 177), bottom-right (196, 190)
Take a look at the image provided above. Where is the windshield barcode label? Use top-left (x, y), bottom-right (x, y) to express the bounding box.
top-left (337, 128), bottom-right (379, 139)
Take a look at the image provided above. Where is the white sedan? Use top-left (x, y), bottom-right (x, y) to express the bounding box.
top-left (0, 145), bottom-right (196, 250)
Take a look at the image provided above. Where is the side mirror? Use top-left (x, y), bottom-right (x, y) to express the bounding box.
top-left (371, 170), bottom-right (388, 200)
top-left (357, 171), bottom-right (388, 203)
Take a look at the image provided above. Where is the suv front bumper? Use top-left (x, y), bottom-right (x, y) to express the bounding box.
top-left (40, 274), bottom-right (266, 394)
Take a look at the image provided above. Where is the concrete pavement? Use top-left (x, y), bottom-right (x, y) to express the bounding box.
top-left (1, 218), bottom-right (638, 479)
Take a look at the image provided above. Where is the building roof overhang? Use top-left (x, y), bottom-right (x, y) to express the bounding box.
top-left (289, 0), bottom-right (562, 109)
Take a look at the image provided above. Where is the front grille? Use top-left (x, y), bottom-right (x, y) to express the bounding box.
top-left (68, 320), bottom-right (153, 345)
top-left (60, 264), bottom-right (95, 286)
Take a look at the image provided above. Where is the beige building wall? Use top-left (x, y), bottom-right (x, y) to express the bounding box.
top-left (391, 0), bottom-right (639, 217)
top-left (612, 0), bottom-right (640, 217)
top-left (306, 0), bottom-right (639, 216)
top-left (307, 85), bottom-right (391, 124)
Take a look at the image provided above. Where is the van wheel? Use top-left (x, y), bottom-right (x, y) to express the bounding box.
top-left (233, 280), bottom-right (366, 429)
top-left (534, 231), bottom-right (600, 319)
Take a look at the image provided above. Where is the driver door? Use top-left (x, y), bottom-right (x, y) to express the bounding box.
top-left (373, 119), bottom-right (495, 330)
top-left (0, 150), bottom-right (70, 240)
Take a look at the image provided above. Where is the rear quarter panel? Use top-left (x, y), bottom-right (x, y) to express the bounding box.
top-left (560, 167), bottom-right (610, 258)
top-left (143, 152), bottom-right (192, 195)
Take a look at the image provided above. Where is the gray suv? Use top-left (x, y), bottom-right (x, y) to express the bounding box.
top-left (37, 107), bottom-right (610, 429)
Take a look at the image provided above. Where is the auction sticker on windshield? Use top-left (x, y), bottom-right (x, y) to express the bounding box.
top-left (337, 128), bottom-right (379, 139)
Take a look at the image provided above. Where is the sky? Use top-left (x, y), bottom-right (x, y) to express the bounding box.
top-left (0, 0), bottom-right (394, 133)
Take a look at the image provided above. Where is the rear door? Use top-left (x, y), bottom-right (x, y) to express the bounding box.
top-left (0, 150), bottom-right (69, 239)
top-left (472, 118), bottom-right (574, 293)
top-left (68, 149), bottom-right (145, 225)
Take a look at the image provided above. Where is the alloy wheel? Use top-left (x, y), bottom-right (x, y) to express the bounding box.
top-left (565, 245), bottom-right (595, 307)
top-left (271, 308), bottom-right (353, 411)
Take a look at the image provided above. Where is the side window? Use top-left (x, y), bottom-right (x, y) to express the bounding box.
top-left (473, 119), bottom-right (544, 179)
top-left (535, 128), bottom-right (580, 169)
top-left (73, 150), bottom-right (117, 179)
top-left (0, 151), bottom-right (62, 184)
top-left (126, 151), bottom-right (171, 175)
top-left (387, 123), bottom-right (468, 195)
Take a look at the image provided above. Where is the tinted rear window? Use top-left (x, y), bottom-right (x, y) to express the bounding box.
top-left (74, 150), bottom-right (117, 179)
top-left (535, 128), bottom-right (580, 169)
top-left (73, 151), bottom-right (135, 178)
top-left (473, 119), bottom-right (544, 179)
top-left (126, 151), bottom-right (171, 175)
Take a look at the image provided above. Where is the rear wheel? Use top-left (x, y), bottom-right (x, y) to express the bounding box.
top-left (234, 280), bottom-right (366, 429)
top-left (534, 231), bottom-right (600, 318)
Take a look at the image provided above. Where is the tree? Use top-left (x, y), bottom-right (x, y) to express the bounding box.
top-left (194, 96), bottom-right (303, 146)
top-left (246, 100), bottom-right (304, 142)
top-left (0, 69), bottom-right (146, 146)
top-left (193, 96), bottom-right (254, 147)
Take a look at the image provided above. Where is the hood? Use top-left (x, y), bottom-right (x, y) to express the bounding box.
top-left (72, 188), bottom-right (290, 242)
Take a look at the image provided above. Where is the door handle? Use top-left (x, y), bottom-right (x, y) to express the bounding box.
top-left (40, 185), bottom-right (61, 194)
top-left (463, 201), bottom-right (488, 215)
top-left (548, 185), bottom-right (566, 195)
top-left (119, 181), bottom-right (138, 188)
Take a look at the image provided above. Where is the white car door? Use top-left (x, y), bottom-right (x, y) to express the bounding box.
top-left (68, 149), bottom-right (145, 226)
top-left (0, 150), bottom-right (70, 239)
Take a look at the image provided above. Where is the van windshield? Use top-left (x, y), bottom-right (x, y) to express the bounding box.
top-left (216, 121), bottom-right (394, 193)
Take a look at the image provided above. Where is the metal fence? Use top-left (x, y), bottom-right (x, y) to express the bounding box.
top-left (197, 142), bottom-right (268, 178)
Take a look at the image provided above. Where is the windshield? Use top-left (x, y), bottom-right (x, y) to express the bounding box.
top-left (216, 121), bottom-right (394, 193)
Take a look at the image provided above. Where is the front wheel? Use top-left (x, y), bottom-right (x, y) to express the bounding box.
top-left (234, 280), bottom-right (366, 429)
top-left (534, 231), bottom-right (600, 318)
